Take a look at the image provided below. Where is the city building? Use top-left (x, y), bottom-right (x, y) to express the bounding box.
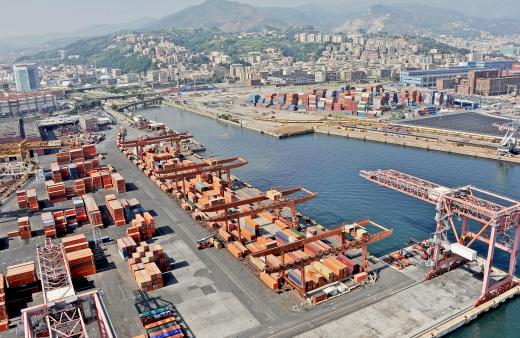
top-left (0, 91), bottom-right (59, 116)
top-left (13, 63), bottom-right (40, 92)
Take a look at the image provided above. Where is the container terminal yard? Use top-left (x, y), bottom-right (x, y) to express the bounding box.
top-left (0, 106), bottom-right (517, 338)
top-left (166, 84), bottom-right (520, 164)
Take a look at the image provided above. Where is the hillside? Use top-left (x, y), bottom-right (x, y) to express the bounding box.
top-left (146, 0), bottom-right (311, 32)
top-left (333, 4), bottom-right (520, 37)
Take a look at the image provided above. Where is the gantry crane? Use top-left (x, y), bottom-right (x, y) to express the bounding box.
top-left (0, 139), bottom-right (78, 177)
top-left (360, 169), bottom-right (520, 306)
top-left (204, 187), bottom-right (317, 241)
top-left (251, 219), bottom-right (392, 297)
top-left (494, 121), bottom-right (519, 156)
top-left (156, 157), bottom-right (248, 190)
top-left (117, 131), bottom-right (192, 156)
top-left (22, 239), bottom-right (115, 337)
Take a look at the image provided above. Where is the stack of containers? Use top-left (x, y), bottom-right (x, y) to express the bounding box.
top-left (76, 161), bottom-right (86, 177)
top-left (241, 217), bottom-right (258, 241)
top-left (82, 144), bottom-right (97, 159)
top-left (322, 256), bottom-right (349, 280)
top-left (116, 237), bottom-right (138, 260)
top-left (311, 261), bottom-right (335, 282)
top-left (105, 194), bottom-right (125, 226)
top-left (100, 171), bottom-right (112, 189)
top-left (26, 189), bottom-right (38, 211)
top-left (74, 179), bottom-right (86, 196)
top-left (65, 182), bottom-right (76, 198)
top-left (286, 269), bottom-right (311, 290)
top-left (56, 151), bottom-right (71, 165)
top-left (0, 274), bottom-right (7, 331)
top-left (17, 217), bottom-right (31, 239)
top-left (335, 254), bottom-right (360, 275)
top-left (126, 212), bottom-right (155, 241)
top-left (69, 148), bottom-right (84, 162)
top-left (139, 307), bottom-right (183, 338)
top-left (52, 211), bottom-right (67, 233)
top-left (63, 234), bottom-right (96, 278)
top-left (259, 271), bottom-right (279, 290)
top-left (73, 197), bottom-right (87, 222)
top-left (16, 190), bottom-right (27, 208)
top-left (128, 242), bottom-right (169, 291)
top-left (64, 208), bottom-right (78, 230)
top-left (46, 181), bottom-right (66, 202)
top-left (128, 243), bottom-right (170, 272)
top-left (59, 165), bottom-right (69, 180)
top-left (111, 173), bottom-right (126, 193)
top-left (5, 262), bottom-right (37, 287)
top-left (90, 172), bottom-right (102, 189)
top-left (68, 163), bottom-right (78, 179)
top-left (62, 234), bottom-right (89, 253)
top-left (121, 197), bottom-right (144, 222)
top-left (82, 194), bottom-right (102, 227)
top-left (82, 176), bottom-right (93, 193)
top-left (145, 318), bottom-right (183, 338)
top-left (41, 212), bottom-right (56, 238)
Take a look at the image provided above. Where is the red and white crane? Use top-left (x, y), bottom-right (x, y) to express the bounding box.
top-left (360, 169), bottom-right (520, 306)
top-left (22, 239), bottom-right (115, 337)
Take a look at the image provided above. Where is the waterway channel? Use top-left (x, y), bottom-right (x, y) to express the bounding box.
top-left (139, 106), bottom-right (520, 338)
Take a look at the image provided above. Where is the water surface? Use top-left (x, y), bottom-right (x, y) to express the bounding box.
top-left (142, 107), bottom-right (520, 337)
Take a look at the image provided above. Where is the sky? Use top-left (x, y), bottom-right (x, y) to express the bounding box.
top-left (0, 0), bottom-right (315, 39)
top-left (1, 0), bottom-right (518, 40)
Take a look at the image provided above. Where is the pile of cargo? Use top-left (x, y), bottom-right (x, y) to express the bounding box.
top-left (4, 262), bottom-right (37, 287)
top-left (51, 159), bottom-right (101, 183)
top-left (16, 189), bottom-right (38, 210)
top-left (111, 173), bottom-right (126, 193)
top-left (250, 86), bottom-right (454, 117)
top-left (41, 207), bottom-right (79, 238)
top-left (105, 194), bottom-right (126, 226)
top-left (116, 236), bottom-right (138, 260)
top-left (82, 194), bottom-right (102, 227)
top-left (121, 198), bottom-right (144, 221)
top-left (73, 197), bottom-right (87, 222)
top-left (62, 234), bottom-right (96, 278)
top-left (42, 212), bottom-right (57, 238)
top-left (127, 242), bottom-right (170, 291)
top-left (56, 144), bottom-right (97, 165)
top-left (0, 274), bottom-right (7, 331)
top-left (126, 212), bottom-right (156, 242)
top-left (47, 166), bottom-right (126, 198)
top-left (138, 306), bottom-right (184, 338)
top-left (46, 181), bottom-right (66, 203)
top-left (12, 217), bottom-right (32, 239)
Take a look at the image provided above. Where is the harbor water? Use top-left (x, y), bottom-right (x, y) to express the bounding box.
top-left (140, 106), bottom-right (520, 337)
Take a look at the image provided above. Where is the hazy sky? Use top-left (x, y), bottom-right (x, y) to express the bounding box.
top-left (1, 0), bottom-right (518, 39)
top-left (0, 0), bottom-right (315, 39)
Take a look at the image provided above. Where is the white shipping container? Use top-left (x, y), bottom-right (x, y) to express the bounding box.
top-left (450, 243), bottom-right (477, 261)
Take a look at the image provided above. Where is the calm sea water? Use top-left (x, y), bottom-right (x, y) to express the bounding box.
top-left (141, 107), bottom-right (520, 337)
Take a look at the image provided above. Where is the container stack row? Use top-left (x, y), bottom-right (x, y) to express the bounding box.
top-left (138, 306), bottom-right (184, 338)
top-left (10, 217), bottom-right (32, 239)
top-left (56, 144), bottom-right (97, 165)
top-left (82, 194), bottom-right (102, 227)
top-left (105, 194), bottom-right (126, 226)
top-left (116, 236), bottom-right (138, 260)
top-left (4, 262), bottom-right (37, 287)
top-left (62, 234), bottom-right (96, 278)
top-left (127, 242), bottom-right (170, 291)
top-left (126, 212), bottom-right (156, 242)
top-left (16, 189), bottom-right (38, 210)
